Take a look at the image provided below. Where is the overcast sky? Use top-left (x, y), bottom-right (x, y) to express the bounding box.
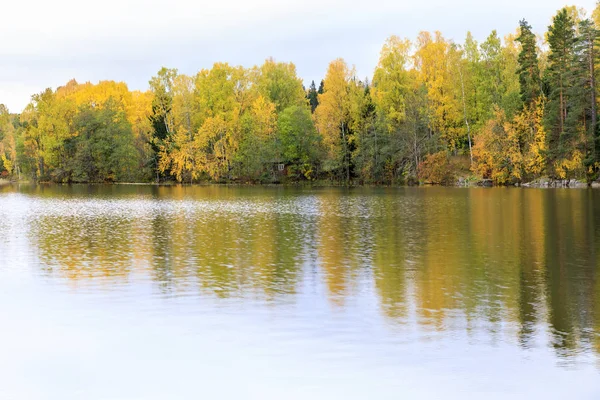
top-left (0, 0), bottom-right (597, 112)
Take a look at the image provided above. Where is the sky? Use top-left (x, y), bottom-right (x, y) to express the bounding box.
top-left (0, 0), bottom-right (597, 112)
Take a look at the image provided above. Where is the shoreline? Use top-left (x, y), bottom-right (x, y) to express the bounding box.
top-left (3, 178), bottom-right (599, 189)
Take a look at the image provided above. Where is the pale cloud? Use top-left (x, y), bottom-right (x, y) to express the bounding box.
top-left (0, 0), bottom-right (597, 112)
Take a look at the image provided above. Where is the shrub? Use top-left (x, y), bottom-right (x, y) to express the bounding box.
top-left (418, 151), bottom-right (455, 185)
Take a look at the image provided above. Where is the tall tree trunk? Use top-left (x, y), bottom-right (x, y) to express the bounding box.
top-left (559, 84), bottom-right (564, 135)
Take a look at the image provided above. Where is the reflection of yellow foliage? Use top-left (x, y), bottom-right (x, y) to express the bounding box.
top-left (25, 186), bottom-right (600, 359)
top-left (318, 216), bottom-right (349, 305)
top-left (372, 200), bottom-right (408, 320)
top-left (415, 197), bottom-right (467, 329)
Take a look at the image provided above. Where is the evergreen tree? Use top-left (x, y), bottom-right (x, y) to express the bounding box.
top-left (544, 8), bottom-right (578, 172)
top-left (318, 80), bottom-right (325, 94)
top-left (574, 19), bottom-right (600, 176)
top-left (7, 7), bottom-right (600, 186)
top-left (350, 82), bottom-right (380, 183)
top-left (516, 20), bottom-right (542, 107)
top-left (307, 80), bottom-right (319, 113)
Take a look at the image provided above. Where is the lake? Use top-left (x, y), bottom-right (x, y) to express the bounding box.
top-left (0, 184), bottom-right (599, 399)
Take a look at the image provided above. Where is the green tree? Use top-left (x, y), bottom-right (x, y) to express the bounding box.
top-left (255, 58), bottom-right (306, 113)
top-left (277, 105), bottom-right (322, 180)
top-left (516, 20), bottom-right (542, 107)
top-left (236, 96), bottom-right (278, 181)
top-left (544, 8), bottom-right (579, 175)
top-left (149, 67), bottom-right (177, 180)
top-left (307, 80), bottom-right (319, 113)
top-left (69, 100), bottom-right (138, 182)
top-left (571, 19), bottom-right (600, 178)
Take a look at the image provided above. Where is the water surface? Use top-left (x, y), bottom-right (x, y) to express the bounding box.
top-left (1, 184), bottom-right (599, 399)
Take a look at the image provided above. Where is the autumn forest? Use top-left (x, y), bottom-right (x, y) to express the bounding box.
top-left (2, 4), bottom-right (600, 185)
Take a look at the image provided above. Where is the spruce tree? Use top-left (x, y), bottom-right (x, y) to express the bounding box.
top-left (516, 20), bottom-right (542, 107)
top-left (307, 80), bottom-right (319, 113)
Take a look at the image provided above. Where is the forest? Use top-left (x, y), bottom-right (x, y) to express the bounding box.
top-left (1, 4), bottom-right (600, 185)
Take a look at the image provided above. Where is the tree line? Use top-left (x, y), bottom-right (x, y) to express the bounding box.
top-left (2, 4), bottom-right (600, 185)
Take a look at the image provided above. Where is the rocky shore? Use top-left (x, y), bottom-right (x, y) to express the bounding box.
top-left (455, 176), bottom-right (599, 188)
top-left (521, 178), bottom-right (594, 188)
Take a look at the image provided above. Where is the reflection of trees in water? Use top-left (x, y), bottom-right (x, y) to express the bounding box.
top-left (371, 192), bottom-right (419, 322)
top-left (543, 190), bottom-right (600, 359)
top-left (316, 193), bottom-right (367, 307)
top-left (32, 215), bottom-right (135, 281)
top-left (27, 187), bottom-right (600, 360)
top-left (361, 188), bottom-right (599, 361)
top-left (466, 189), bottom-right (545, 346)
top-left (31, 194), bottom-right (309, 301)
top-left (150, 212), bottom-right (175, 292)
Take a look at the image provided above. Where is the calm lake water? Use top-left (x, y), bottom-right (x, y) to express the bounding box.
top-left (1, 184), bottom-right (599, 399)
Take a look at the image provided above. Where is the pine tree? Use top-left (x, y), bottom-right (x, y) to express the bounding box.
top-left (545, 8), bottom-right (577, 171)
top-left (566, 18), bottom-right (599, 180)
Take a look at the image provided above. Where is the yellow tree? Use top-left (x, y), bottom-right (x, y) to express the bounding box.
top-left (255, 58), bottom-right (306, 112)
top-left (172, 74), bottom-right (195, 136)
top-left (189, 63), bottom-right (256, 181)
top-left (159, 129), bottom-right (201, 183)
top-left (236, 95), bottom-right (278, 180)
top-left (513, 98), bottom-right (546, 177)
top-left (0, 105), bottom-right (18, 178)
top-left (194, 116), bottom-right (233, 181)
top-left (127, 90), bottom-right (153, 140)
top-left (372, 35), bottom-right (412, 131)
top-left (370, 36), bottom-right (421, 182)
top-left (472, 107), bottom-right (523, 184)
top-left (159, 74), bottom-right (198, 182)
top-left (126, 90), bottom-right (155, 180)
top-left (315, 58), bottom-right (354, 181)
top-left (28, 88), bottom-right (76, 179)
top-left (69, 80), bottom-right (132, 113)
top-left (414, 31), bottom-right (463, 151)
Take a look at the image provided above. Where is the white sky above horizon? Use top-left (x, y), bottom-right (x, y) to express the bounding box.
top-left (0, 0), bottom-right (597, 113)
